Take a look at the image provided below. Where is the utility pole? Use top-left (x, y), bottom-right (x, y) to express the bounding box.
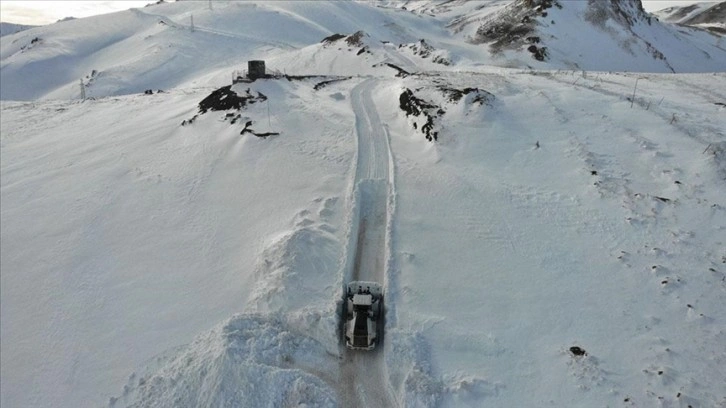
top-left (630, 78), bottom-right (639, 108)
top-left (190, 14), bottom-right (194, 32)
top-left (209, 0), bottom-right (212, 11)
top-left (79, 79), bottom-right (86, 101)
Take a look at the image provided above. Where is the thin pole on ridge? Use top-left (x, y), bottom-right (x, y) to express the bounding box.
top-left (630, 78), bottom-right (639, 108)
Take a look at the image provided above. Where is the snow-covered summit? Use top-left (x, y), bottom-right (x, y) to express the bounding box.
top-left (0, 22), bottom-right (38, 37)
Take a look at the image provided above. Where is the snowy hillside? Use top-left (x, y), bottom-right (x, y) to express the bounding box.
top-left (2, 1), bottom-right (726, 408)
top-left (414, 0), bottom-right (726, 72)
top-left (0, 22), bottom-right (38, 37)
top-left (2, 0), bottom-right (726, 101)
top-left (653, 1), bottom-right (726, 34)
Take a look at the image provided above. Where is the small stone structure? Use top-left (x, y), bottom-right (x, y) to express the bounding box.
top-left (248, 60), bottom-right (266, 79)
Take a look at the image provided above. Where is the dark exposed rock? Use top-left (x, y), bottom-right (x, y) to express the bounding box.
top-left (346, 30), bottom-right (366, 47)
top-left (402, 39), bottom-right (452, 65)
top-left (472, 0), bottom-right (558, 47)
top-left (471, 0), bottom-right (559, 62)
top-left (399, 89), bottom-right (439, 142)
top-left (321, 33), bottom-right (346, 43)
top-left (198, 85), bottom-right (267, 114)
top-left (181, 115), bottom-right (198, 126)
top-left (527, 45), bottom-right (548, 61)
top-left (680, 2), bottom-right (726, 26)
top-left (384, 63), bottom-right (410, 77)
top-left (569, 346), bottom-right (587, 356)
top-left (400, 89), bottom-right (436, 116)
top-left (313, 76), bottom-right (353, 91)
top-left (399, 85), bottom-right (495, 142)
top-left (438, 86), bottom-right (494, 105)
top-left (240, 121), bottom-right (279, 138)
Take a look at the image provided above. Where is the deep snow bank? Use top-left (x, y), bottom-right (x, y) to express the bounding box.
top-left (109, 314), bottom-right (339, 408)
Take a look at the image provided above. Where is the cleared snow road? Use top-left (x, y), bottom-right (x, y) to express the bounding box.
top-left (338, 79), bottom-right (396, 407)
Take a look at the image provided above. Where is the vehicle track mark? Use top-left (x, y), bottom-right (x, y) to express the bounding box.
top-left (337, 79), bottom-right (397, 408)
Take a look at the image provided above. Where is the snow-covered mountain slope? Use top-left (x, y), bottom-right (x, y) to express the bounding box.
top-left (653, 1), bottom-right (726, 34)
top-left (2, 0), bottom-right (725, 101)
top-left (432, 0), bottom-right (726, 72)
top-left (2, 1), bottom-right (726, 408)
top-left (3, 68), bottom-right (726, 408)
top-left (0, 22), bottom-right (38, 37)
top-left (1, 78), bottom-right (357, 408)
top-left (0, 0), bottom-right (437, 101)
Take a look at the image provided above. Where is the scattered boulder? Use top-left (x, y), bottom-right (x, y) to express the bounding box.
top-left (569, 346), bottom-right (587, 356)
top-left (181, 115), bottom-right (198, 126)
top-left (527, 45), bottom-right (548, 61)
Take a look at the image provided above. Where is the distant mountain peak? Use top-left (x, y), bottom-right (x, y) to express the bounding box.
top-left (653, 1), bottom-right (726, 35)
top-left (584, 0), bottom-right (651, 28)
top-left (0, 22), bottom-right (38, 37)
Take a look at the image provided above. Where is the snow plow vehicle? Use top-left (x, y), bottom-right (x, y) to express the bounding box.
top-left (344, 281), bottom-right (383, 351)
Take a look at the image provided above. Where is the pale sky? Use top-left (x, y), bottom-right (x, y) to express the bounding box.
top-left (0, 1), bottom-right (153, 25)
top-left (0, 1), bottom-right (716, 26)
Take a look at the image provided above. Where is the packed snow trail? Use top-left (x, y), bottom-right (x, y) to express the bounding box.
top-left (338, 79), bottom-right (397, 407)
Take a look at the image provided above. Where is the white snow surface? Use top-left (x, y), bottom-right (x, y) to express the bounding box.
top-left (0, 22), bottom-right (38, 37)
top-left (2, 1), bottom-right (726, 408)
top-left (2, 0), bottom-right (726, 101)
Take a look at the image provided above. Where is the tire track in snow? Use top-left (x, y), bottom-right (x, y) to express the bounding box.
top-left (338, 79), bottom-right (397, 407)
